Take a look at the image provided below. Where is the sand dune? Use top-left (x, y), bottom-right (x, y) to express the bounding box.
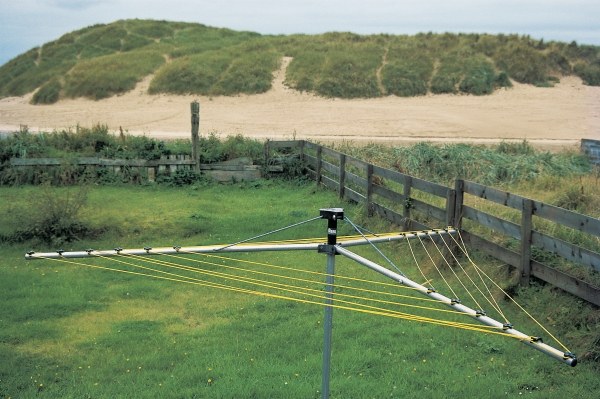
top-left (1, 57), bottom-right (599, 150)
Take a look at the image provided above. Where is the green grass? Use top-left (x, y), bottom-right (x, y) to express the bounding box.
top-left (1, 182), bottom-right (599, 398)
top-left (1, 20), bottom-right (599, 101)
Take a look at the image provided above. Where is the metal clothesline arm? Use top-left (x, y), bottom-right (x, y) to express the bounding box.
top-left (334, 245), bottom-right (577, 367)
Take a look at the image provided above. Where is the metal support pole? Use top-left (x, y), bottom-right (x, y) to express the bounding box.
top-left (318, 208), bottom-right (344, 399)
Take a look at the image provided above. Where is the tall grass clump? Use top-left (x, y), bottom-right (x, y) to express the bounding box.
top-left (493, 41), bottom-right (551, 86)
top-left (285, 33), bottom-right (383, 98)
top-left (150, 41), bottom-right (280, 96)
top-left (30, 78), bottom-right (62, 104)
top-left (337, 141), bottom-right (590, 187)
top-left (64, 51), bottom-right (165, 99)
top-left (382, 37), bottom-right (434, 96)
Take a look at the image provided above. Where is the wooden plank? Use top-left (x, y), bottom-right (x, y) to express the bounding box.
top-left (532, 231), bottom-right (600, 273)
top-left (304, 153), bottom-right (317, 168)
top-left (345, 171), bottom-right (367, 193)
top-left (410, 198), bottom-right (447, 223)
top-left (372, 184), bottom-right (405, 203)
top-left (371, 165), bottom-right (448, 197)
top-left (11, 157), bottom-right (197, 167)
top-left (345, 155), bottom-right (368, 171)
top-left (371, 203), bottom-right (407, 226)
top-left (345, 187), bottom-right (366, 203)
top-left (304, 141), bottom-right (320, 151)
top-left (531, 260), bottom-right (600, 307)
top-left (411, 176), bottom-right (449, 198)
top-left (321, 175), bottom-right (339, 191)
top-left (320, 159), bottom-right (340, 177)
top-left (462, 205), bottom-right (521, 240)
top-left (320, 146), bottom-right (341, 160)
top-left (463, 180), bottom-right (524, 210)
top-left (267, 140), bottom-right (303, 149)
top-left (533, 201), bottom-right (600, 236)
top-left (11, 157), bottom-right (62, 166)
top-left (461, 230), bottom-right (521, 268)
top-left (372, 165), bottom-right (408, 185)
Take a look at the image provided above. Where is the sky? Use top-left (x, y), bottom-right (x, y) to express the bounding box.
top-left (1, 0), bottom-right (599, 65)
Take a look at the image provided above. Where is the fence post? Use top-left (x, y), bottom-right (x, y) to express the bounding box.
top-left (339, 154), bottom-right (346, 200)
top-left (520, 198), bottom-right (534, 285)
top-left (299, 140), bottom-right (306, 165)
top-left (446, 188), bottom-right (457, 227)
top-left (403, 175), bottom-right (412, 229)
top-left (316, 146), bottom-right (323, 186)
top-left (454, 179), bottom-right (465, 229)
top-left (366, 164), bottom-right (374, 217)
top-left (191, 101), bottom-right (200, 172)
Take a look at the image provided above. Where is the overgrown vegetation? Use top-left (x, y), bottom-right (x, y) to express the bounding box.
top-left (0, 20), bottom-right (599, 101)
top-left (0, 126), bottom-right (264, 185)
top-left (336, 140), bottom-right (591, 187)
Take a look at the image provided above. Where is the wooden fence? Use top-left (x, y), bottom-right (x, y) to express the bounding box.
top-left (9, 155), bottom-right (261, 182)
top-left (266, 140), bottom-right (600, 306)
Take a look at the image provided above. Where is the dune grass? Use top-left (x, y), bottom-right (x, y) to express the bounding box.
top-left (1, 20), bottom-right (599, 102)
top-left (0, 182), bottom-right (599, 398)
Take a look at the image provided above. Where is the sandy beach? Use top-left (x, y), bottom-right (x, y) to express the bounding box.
top-left (1, 57), bottom-right (598, 150)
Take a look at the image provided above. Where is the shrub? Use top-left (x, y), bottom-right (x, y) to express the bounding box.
top-left (458, 56), bottom-right (497, 95)
top-left (156, 168), bottom-right (203, 186)
top-left (1, 185), bottom-right (94, 245)
top-left (149, 53), bottom-right (231, 95)
top-left (494, 71), bottom-right (512, 88)
top-left (553, 183), bottom-right (594, 212)
top-left (574, 62), bottom-right (600, 86)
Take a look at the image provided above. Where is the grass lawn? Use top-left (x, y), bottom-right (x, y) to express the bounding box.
top-left (1, 182), bottom-right (598, 398)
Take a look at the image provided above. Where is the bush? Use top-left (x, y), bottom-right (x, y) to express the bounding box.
top-left (458, 57), bottom-right (496, 95)
top-left (1, 185), bottom-right (94, 245)
top-left (574, 62), bottom-right (600, 86)
top-left (156, 169), bottom-right (203, 186)
top-left (494, 71), bottom-right (512, 88)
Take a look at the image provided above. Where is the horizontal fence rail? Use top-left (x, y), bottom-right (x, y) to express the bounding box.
top-left (8, 155), bottom-right (261, 182)
top-left (266, 140), bottom-right (600, 306)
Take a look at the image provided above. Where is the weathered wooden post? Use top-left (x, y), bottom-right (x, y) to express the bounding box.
top-left (454, 179), bottom-right (465, 229)
top-left (446, 188), bottom-right (457, 227)
top-left (191, 101), bottom-right (200, 172)
top-left (366, 164), bottom-right (374, 217)
top-left (403, 175), bottom-right (412, 230)
top-left (338, 153), bottom-right (346, 199)
top-left (316, 146), bottom-right (323, 186)
top-left (520, 198), bottom-right (534, 285)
